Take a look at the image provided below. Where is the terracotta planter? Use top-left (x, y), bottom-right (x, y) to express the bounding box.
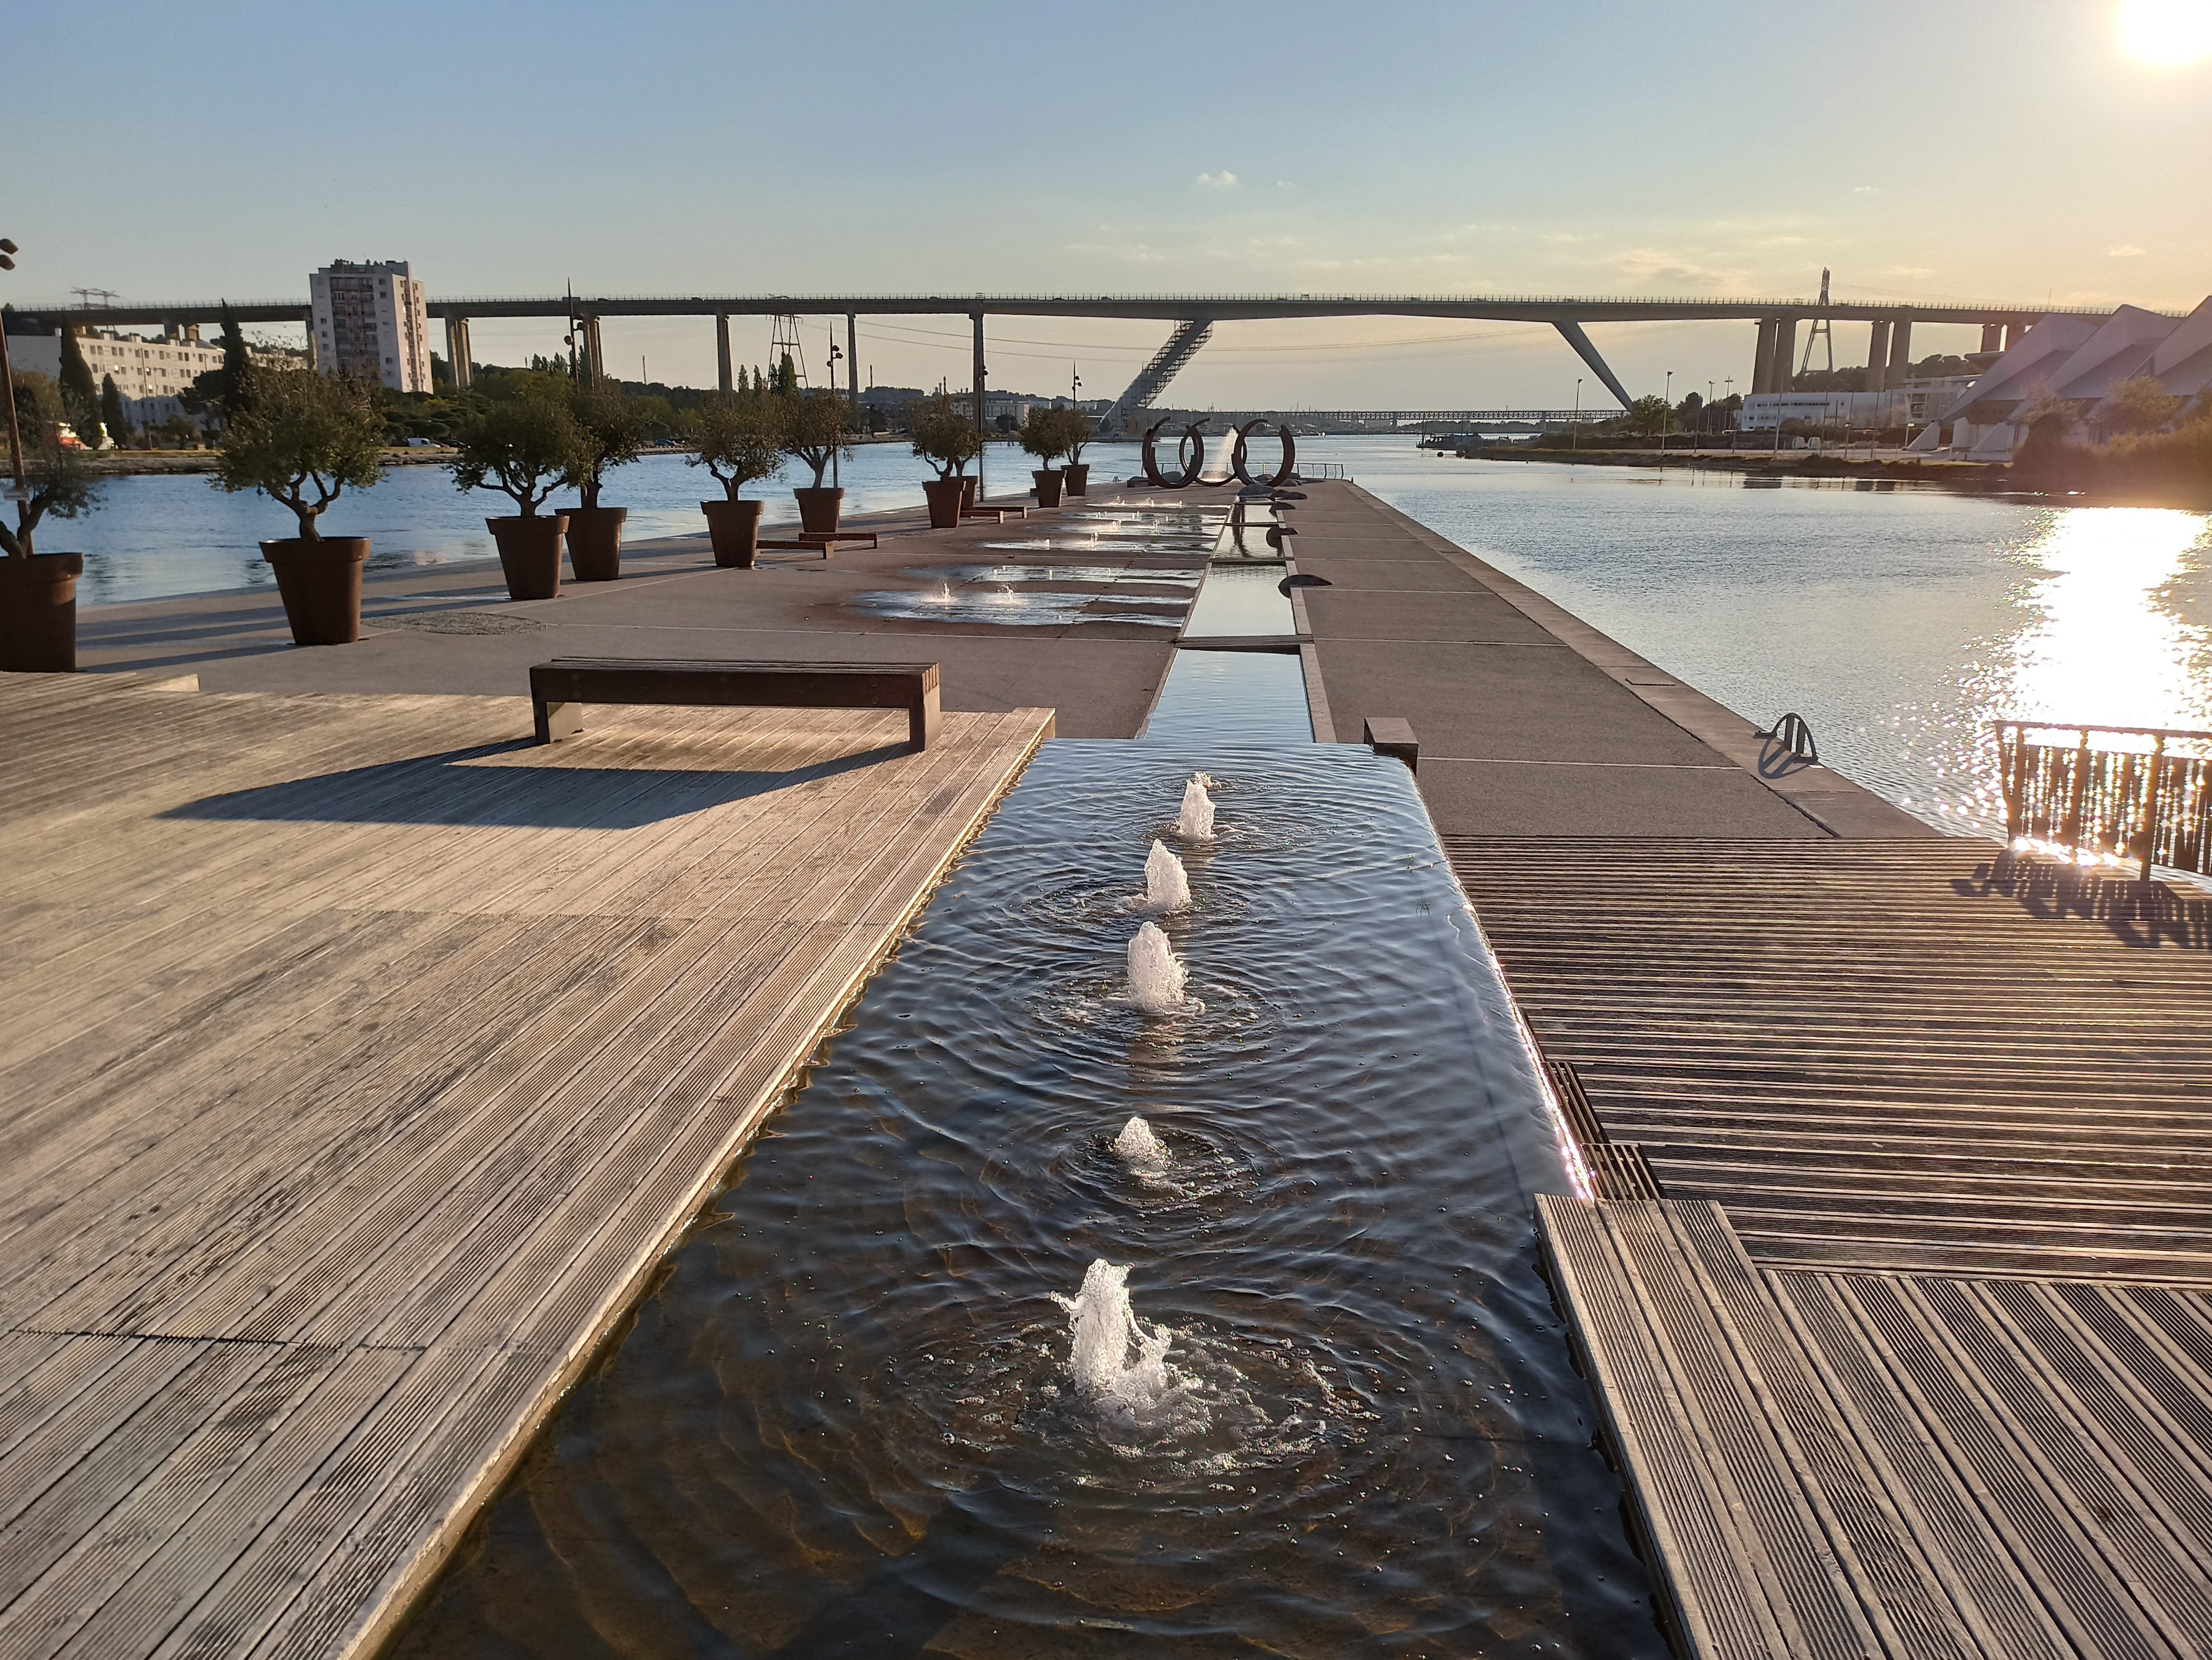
top-left (922, 478), bottom-right (965, 529)
top-left (486, 515), bottom-right (567, 601)
top-left (0, 552), bottom-right (84, 673)
top-left (566, 506), bottom-right (626, 582)
top-left (958, 475), bottom-right (979, 512)
top-left (1032, 468), bottom-right (1066, 507)
top-left (701, 499), bottom-right (765, 568)
top-left (1064, 463), bottom-right (1090, 497)
top-left (794, 485), bottom-right (844, 534)
top-left (262, 537), bottom-right (368, 646)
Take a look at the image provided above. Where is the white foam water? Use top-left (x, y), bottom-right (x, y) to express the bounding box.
top-left (1112, 1115), bottom-right (1172, 1181)
top-left (1052, 1259), bottom-right (1196, 1440)
top-left (1126, 921), bottom-right (1195, 1016)
top-left (1143, 839), bottom-right (1190, 912)
top-left (1174, 773), bottom-right (1216, 842)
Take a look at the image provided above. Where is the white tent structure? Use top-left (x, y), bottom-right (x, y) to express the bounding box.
top-left (2048, 305), bottom-right (2182, 402)
top-left (2140, 295), bottom-right (2212, 404)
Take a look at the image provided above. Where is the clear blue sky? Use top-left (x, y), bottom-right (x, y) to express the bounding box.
top-left (8, 1), bottom-right (2208, 405)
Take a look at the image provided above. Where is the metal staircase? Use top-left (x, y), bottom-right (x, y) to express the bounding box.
top-left (1103, 317), bottom-right (1214, 434)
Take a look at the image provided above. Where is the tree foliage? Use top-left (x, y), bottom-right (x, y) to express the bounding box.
top-left (213, 364), bottom-right (387, 540)
top-left (449, 381), bottom-right (591, 515)
top-left (687, 389), bottom-right (785, 500)
top-left (566, 380), bottom-right (649, 508)
top-left (907, 395), bottom-right (983, 480)
top-left (1017, 405), bottom-right (1074, 465)
top-left (57, 326), bottom-right (99, 433)
top-left (1622, 394), bottom-right (1674, 437)
top-left (779, 389), bottom-right (850, 487)
top-left (2, 373), bottom-right (104, 557)
top-left (2103, 376), bottom-right (2185, 436)
top-left (100, 375), bottom-right (131, 446)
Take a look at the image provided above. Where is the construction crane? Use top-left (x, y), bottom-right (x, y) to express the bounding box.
top-left (70, 287), bottom-right (121, 309)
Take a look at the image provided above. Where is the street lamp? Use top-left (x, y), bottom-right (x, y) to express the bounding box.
top-left (1572, 376), bottom-right (1581, 452)
top-left (826, 326), bottom-right (845, 487)
top-left (0, 238), bottom-right (25, 502)
top-left (1661, 370), bottom-right (1673, 459)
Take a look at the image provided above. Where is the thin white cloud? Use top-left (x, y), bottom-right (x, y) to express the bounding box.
top-left (1853, 185), bottom-right (1879, 194)
top-left (1194, 170), bottom-right (1238, 189)
top-left (1885, 266), bottom-right (1936, 278)
top-left (2109, 244), bottom-right (2144, 257)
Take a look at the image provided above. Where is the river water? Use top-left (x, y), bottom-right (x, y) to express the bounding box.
top-left (59, 436), bottom-right (2212, 837)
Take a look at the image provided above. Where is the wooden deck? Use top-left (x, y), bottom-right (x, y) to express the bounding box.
top-left (0, 671), bottom-right (1051, 1660)
top-left (1452, 837), bottom-right (2212, 1659)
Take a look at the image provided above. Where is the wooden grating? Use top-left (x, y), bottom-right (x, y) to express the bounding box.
top-left (1541, 1196), bottom-right (2212, 1660)
top-left (0, 672), bottom-right (1052, 1660)
top-left (1454, 838), bottom-right (2212, 1282)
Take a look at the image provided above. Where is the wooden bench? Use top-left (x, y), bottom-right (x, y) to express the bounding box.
top-left (757, 530), bottom-right (880, 557)
top-left (530, 657), bottom-right (941, 749)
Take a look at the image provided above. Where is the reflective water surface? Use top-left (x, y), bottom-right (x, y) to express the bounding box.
top-left (393, 742), bottom-right (1656, 1658)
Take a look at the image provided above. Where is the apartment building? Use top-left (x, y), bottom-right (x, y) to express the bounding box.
top-left (308, 258), bottom-right (432, 392)
top-left (2, 319), bottom-right (227, 425)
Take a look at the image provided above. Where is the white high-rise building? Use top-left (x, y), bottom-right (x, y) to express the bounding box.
top-left (308, 259), bottom-right (432, 392)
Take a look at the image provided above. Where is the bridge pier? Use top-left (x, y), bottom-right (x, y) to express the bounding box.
top-left (579, 315), bottom-right (604, 384)
top-left (1886, 319), bottom-right (1912, 385)
top-left (1550, 320), bottom-right (1634, 411)
top-left (444, 317), bottom-right (472, 389)
top-left (716, 314), bottom-right (732, 394)
top-left (847, 313), bottom-right (858, 411)
top-left (1771, 317), bottom-right (1796, 394)
top-left (2003, 318), bottom-right (2028, 350)
top-left (1981, 321), bottom-right (2002, 353)
top-left (1866, 318), bottom-right (1892, 391)
top-left (972, 311), bottom-right (987, 493)
top-left (1752, 319), bottom-right (1777, 395)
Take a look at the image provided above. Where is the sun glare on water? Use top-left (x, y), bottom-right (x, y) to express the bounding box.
top-left (2118, 0), bottom-right (2212, 65)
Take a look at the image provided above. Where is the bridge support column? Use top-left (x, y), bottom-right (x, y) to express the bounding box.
top-left (1771, 317), bottom-right (1796, 394)
top-left (445, 317), bottom-right (472, 389)
top-left (580, 315), bottom-right (604, 385)
top-left (972, 311), bottom-right (987, 494)
top-left (1865, 319), bottom-right (1891, 392)
top-left (1886, 319), bottom-right (1912, 386)
top-left (1551, 320), bottom-right (1633, 412)
top-left (1752, 319), bottom-right (1777, 395)
top-left (303, 308), bottom-right (317, 371)
top-left (847, 313), bottom-right (859, 413)
top-left (715, 314), bottom-right (732, 394)
top-left (1980, 321), bottom-right (2002, 353)
top-left (2003, 319), bottom-right (2026, 350)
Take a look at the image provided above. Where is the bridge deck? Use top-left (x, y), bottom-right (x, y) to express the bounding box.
top-left (0, 672), bottom-right (1050, 1660)
top-left (1454, 836), bottom-right (2212, 1658)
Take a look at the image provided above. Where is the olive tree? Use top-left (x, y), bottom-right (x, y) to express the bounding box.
top-left (780, 389), bottom-right (851, 487)
top-left (688, 392), bottom-right (785, 499)
top-left (450, 382), bottom-right (590, 515)
top-left (908, 395), bottom-right (983, 480)
top-left (567, 380), bottom-right (649, 508)
top-left (1, 373), bottom-right (103, 558)
top-left (213, 364), bottom-right (385, 540)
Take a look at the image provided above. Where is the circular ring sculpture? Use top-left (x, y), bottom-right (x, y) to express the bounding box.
top-left (1229, 419), bottom-right (1298, 490)
top-left (1141, 418), bottom-right (1208, 489)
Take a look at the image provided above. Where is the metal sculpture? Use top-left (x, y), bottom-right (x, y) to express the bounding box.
top-left (1229, 419), bottom-right (1297, 489)
top-left (1141, 417), bottom-right (1208, 488)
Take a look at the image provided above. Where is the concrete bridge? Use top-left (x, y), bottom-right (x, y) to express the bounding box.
top-left (11, 289), bottom-right (2137, 429)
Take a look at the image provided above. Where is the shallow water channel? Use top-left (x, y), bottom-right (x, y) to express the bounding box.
top-left (394, 735), bottom-right (1657, 1657)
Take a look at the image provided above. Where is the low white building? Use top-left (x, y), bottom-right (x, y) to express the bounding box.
top-left (3, 324), bottom-right (228, 427)
top-left (309, 259), bottom-right (432, 392)
top-left (1737, 390), bottom-right (1910, 431)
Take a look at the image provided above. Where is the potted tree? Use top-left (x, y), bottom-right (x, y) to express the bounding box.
top-left (688, 392), bottom-right (785, 568)
top-left (212, 364), bottom-right (387, 646)
top-left (0, 373), bottom-right (103, 672)
top-left (782, 389), bottom-right (851, 533)
top-left (909, 395), bottom-right (983, 528)
top-left (1062, 407), bottom-right (1096, 496)
top-left (564, 380), bottom-right (647, 581)
top-left (450, 382), bottom-right (590, 601)
top-left (1020, 406), bottom-right (1072, 506)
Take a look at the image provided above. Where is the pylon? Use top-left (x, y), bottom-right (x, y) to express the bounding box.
top-left (1799, 268), bottom-right (1835, 376)
top-left (769, 314), bottom-right (808, 388)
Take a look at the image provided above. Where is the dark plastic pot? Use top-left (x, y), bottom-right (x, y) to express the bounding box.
top-left (486, 515), bottom-right (567, 601)
top-left (794, 486), bottom-right (844, 534)
top-left (262, 537), bottom-right (368, 646)
top-left (923, 478), bottom-right (965, 529)
top-left (0, 552), bottom-right (84, 673)
top-left (1032, 468), bottom-right (1066, 507)
top-left (958, 475), bottom-right (979, 512)
top-left (566, 506), bottom-right (626, 581)
top-left (702, 499), bottom-right (765, 568)
top-left (1064, 463), bottom-right (1090, 497)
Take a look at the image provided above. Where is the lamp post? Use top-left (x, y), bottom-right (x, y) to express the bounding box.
top-left (1725, 378), bottom-right (1734, 450)
top-left (1661, 370), bottom-right (1673, 459)
top-left (826, 326), bottom-right (845, 488)
top-left (0, 238), bottom-right (25, 502)
top-left (1572, 377), bottom-right (1581, 452)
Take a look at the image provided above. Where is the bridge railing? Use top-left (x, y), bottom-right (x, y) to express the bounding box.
top-left (1992, 719), bottom-right (2212, 879)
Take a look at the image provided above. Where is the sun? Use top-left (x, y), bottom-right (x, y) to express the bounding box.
top-left (2118, 0), bottom-right (2212, 64)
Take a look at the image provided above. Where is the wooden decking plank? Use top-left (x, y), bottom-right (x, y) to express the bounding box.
top-left (1666, 1204), bottom-right (1981, 1659)
top-left (1765, 1271), bottom-right (2076, 1660)
top-left (1600, 1202), bottom-right (1882, 1658)
top-left (1536, 1197), bottom-right (1795, 1659)
top-left (0, 1341), bottom-right (217, 1530)
top-left (1834, 1275), bottom-right (2180, 1659)
top-left (2046, 1285), bottom-right (2212, 1479)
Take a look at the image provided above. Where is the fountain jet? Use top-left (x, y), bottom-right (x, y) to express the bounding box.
top-left (1144, 839), bottom-right (1190, 912)
top-left (1057, 1259), bottom-right (1184, 1433)
top-left (1126, 921), bottom-right (1192, 1016)
top-left (1175, 773), bottom-right (1216, 842)
top-left (1112, 1115), bottom-right (1171, 1181)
